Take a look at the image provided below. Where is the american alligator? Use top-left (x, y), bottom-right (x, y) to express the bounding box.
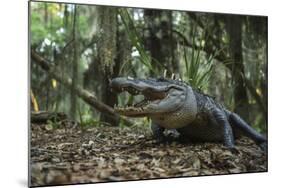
top-left (110, 77), bottom-right (267, 150)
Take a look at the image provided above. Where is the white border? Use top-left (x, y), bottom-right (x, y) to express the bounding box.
top-left (0, 0), bottom-right (280, 188)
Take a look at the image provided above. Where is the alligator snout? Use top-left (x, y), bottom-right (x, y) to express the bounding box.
top-left (110, 77), bottom-right (138, 93)
top-left (110, 77), bottom-right (128, 92)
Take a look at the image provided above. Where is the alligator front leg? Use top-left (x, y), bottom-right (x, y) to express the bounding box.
top-left (211, 108), bottom-right (235, 149)
top-left (228, 112), bottom-right (267, 151)
top-left (151, 123), bottom-right (166, 143)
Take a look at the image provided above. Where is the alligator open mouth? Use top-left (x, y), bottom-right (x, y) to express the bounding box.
top-left (113, 85), bottom-right (167, 117)
top-left (110, 77), bottom-right (186, 117)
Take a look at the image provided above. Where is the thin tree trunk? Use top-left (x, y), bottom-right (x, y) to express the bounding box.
top-left (169, 12), bottom-right (179, 74)
top-left (63, 5), bottom-right (69, 29)
top-left (70, 6), bottom-right (78, 119)
top-left (44, 4), bottom-right (48, 27)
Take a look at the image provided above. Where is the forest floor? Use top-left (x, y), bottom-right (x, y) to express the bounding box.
top-left (30, 119), bottom-right (267, 187)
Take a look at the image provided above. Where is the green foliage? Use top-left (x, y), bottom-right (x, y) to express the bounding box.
top-left (183, 29), bottom-right (215, 91)
top-left (79, 108), bottom-right (112, 128)
top-left (46, 119), bottom-right (60, 130)
top-left (31, 2), bottom-right (66, 47)
top-left (252, 113), bottom-right (267, 133)
top-left (30, 13), bottom-right (48, 44)
top-left (118, 9), bottom-right (161, 75)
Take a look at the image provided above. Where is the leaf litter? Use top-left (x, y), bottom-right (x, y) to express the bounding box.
top-left (30, 120), bottom-right (267, 186)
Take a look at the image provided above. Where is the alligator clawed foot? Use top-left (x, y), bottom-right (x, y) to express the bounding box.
top-left (226, 146), bottom-right (240, 155)
top-left (222, 144), bottom-right (240, 154)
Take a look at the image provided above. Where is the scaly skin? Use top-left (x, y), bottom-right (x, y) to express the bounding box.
top-left (110, 77), bottom-right (267, 151)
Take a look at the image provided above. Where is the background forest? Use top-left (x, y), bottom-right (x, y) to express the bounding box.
top-left (30, 2), bottom-right (267, 133)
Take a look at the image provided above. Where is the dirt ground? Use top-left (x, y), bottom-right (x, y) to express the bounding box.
top-left (30, 120), bottom-right (267, 187)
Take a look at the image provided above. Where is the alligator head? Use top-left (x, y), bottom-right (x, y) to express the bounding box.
top-left (109, 77), bottom-right (188, 118)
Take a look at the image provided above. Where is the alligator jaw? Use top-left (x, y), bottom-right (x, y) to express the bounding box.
top-left (112, 85), bottom-right (165, 117)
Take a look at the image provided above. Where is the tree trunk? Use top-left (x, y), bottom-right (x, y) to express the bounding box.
top-left (116, 22), bottom-right (132, 76)
top-left (96, 7), bottom-right (119, 126)
top-left (144, 10), bottom-right (177, 76)
top-left (226, 15), bottom-right (249, 121)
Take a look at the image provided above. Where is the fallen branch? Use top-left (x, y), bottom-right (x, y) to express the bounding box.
top-left (31, 111), bottom-right (67, 124)
top-left (31, 50), bottom-right (134, 126)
